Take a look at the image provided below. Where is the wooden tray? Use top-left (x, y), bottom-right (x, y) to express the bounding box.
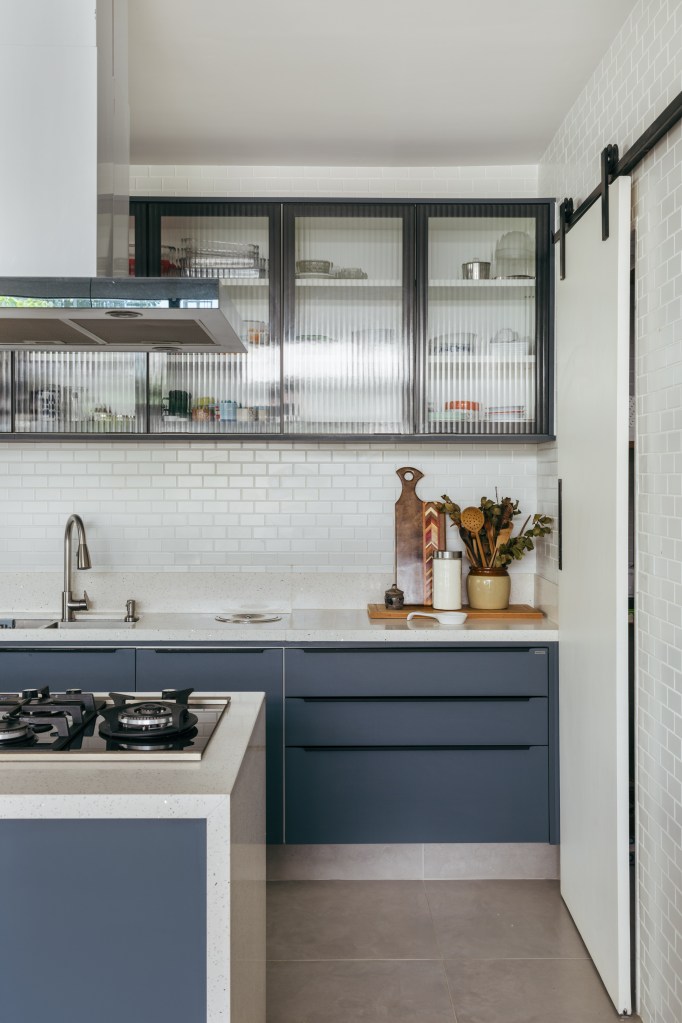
top-left (368, 603), bottom-right (544, 620)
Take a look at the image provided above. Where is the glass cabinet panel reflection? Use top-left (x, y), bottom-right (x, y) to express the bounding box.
top-left (0, 352), bottom-right (10, 430)
top-left (149, 349), bottom-right (280, 434)
top-left (149, 211), bottom-right (279, 432)
top-left (286, 208), bottom-right (410, 434)
top-left (14, 351), bottom-right (146, 433)
top-left (421, 212), bottom-right (537, 436)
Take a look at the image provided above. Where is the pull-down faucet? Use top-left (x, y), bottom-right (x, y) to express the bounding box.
top-left (62, 514), bottom-right (92, 622)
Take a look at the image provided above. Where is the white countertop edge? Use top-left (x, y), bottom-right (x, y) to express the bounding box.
top-left (0, 793), bottom-right (227, 818)
top-left (0, 609), bottom-right (558, 643)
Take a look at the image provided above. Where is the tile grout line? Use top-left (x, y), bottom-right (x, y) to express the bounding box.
top-left (441, 963), bottom-right (461, 1023)
top-left (422, 879), bottom-right (460, 1023)
top-left (267, 956), bottom-right (458, 963)
top-left (265, 954), bottom-right (593, 962)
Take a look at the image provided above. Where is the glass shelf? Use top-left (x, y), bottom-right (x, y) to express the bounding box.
top-left (294, 279), bottom-right (403, 288)
top-left (428, 356), bottom-right (536, 366)
top-left (428, 279), bottom-right (535, 288)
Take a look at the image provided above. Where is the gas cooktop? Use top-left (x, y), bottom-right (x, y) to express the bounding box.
top-left (0, 687), bottom-right (230, 761)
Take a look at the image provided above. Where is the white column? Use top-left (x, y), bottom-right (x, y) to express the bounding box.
top-left (0, 1), bottom-right (129, 278)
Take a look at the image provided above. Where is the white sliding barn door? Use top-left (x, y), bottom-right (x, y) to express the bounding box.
top-left (556, 175), bottom-right (632, 1014)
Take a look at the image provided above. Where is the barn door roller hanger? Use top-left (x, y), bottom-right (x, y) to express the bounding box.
top-left (554, 90), bottom-right (682, 279)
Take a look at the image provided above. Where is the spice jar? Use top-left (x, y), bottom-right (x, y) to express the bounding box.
top-left (432, 550), bottom-right (462, 610)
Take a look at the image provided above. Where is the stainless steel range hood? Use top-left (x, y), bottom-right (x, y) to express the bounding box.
top-left (0, 278), bottom-right (247, 353)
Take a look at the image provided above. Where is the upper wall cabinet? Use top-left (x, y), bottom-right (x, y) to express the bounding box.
top-left (417, 204), bottom-right (551, 438)
top-left (0, 199), bottom-right (553, 441)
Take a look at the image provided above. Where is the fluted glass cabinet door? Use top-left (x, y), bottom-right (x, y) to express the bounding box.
top-left (13, 352), bottom-right (146, 433)
top-left (417, 204), bottom-right (551, 437)
top-left (0, 353), bottom-right (10, 431)
top-left (142, 202), bottom-right (281, 434)
top-left (128, 213), bottom-right (136, 276)
top-left (284, 204), bottom-right (413, 435)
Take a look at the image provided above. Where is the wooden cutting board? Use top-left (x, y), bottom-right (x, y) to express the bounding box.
top-left (394, 467), bottom-right (446, 605)
top-left (368, 603), bottom-right (544, 620)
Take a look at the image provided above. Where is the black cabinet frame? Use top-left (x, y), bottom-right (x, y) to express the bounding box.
top-left (0, 198), bottom-right (555, 442)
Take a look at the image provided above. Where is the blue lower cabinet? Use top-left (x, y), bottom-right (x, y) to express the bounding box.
top-left (284, 645), bottom-right (557, 845)
top-left (0, 648), bottom-right (135, 692)
top-left (136, 648), bottom-right (284, 844)
top-left (285, 746), bottom-right (549, 843)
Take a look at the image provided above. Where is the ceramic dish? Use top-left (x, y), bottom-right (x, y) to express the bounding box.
top-left (332, 268), bottom-right (368, 279)
top-left (490, 328), bottom-right (519, 344)
top-left (294, 333), bottom-right (337, 343)
top-left (296, 259), bottom-right (332, 274)
top-left (406, 611), bottom-right (467, 625)
top-left (352, 328), bottom-right (397, 342)
top-left (491, 341), bottom-right (528, 358)
top-left (430, 332), bottom-right (477, 353)
top-left (495, 231), bottom-right (534, 256)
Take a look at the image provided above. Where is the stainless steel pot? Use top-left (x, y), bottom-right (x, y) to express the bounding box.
top-left (462, 260), bottom-right (491, 280)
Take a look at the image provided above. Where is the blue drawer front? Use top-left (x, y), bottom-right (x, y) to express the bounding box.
top-left (285, 746), bottom-right (549, 843)
top-left (286, 647), bottom-right (549, 697)
top-left (0, 648), bottom-right (135, 692)
top-left (286, 697), bottom-right (548, 747)
top-left (136, 648), bottom-right (284, 844)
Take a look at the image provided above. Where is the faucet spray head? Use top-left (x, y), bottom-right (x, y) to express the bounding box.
top-left (77, 544), bottom-right (92, 570)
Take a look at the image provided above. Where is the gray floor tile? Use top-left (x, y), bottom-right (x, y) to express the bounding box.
top-left (425, 880), bottom-right (588, 959)
top-left (267, 960), bottom-right (457, 1023)
top-left (267, 880), bottom-right (438, 960)
top-left (444, 957), bottom-right (625, 1023)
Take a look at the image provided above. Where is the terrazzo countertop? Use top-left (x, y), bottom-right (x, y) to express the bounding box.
top-left (0, 691), bottom-right (264, 799)
top-left (0, 609), bottom-right (558, 644)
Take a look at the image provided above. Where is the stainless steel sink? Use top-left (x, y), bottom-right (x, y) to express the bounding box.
top-left (46, 618), bottom-right (140, 629)
top-left (0, 617), bottom-right (59, 630)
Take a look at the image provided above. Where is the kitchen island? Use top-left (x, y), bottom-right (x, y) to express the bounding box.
top-left (0, 691), bottom-right (265, 1023)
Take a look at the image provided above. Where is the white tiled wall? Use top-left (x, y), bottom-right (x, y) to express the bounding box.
top-left (539, 2), bottom-right (682, 1021)
top-left (0, 162), bottom-right (547, 606)
top-left (0, 440), bottom-right (538, 574)
top-left (130, 164), bottom-right (539, 199)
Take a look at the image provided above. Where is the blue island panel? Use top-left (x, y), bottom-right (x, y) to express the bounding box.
top-left (0, 818), bottom-right (206, 1023)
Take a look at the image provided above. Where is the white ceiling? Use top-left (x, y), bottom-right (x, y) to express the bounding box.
top-left (128, 0), bottom-right (637, 166)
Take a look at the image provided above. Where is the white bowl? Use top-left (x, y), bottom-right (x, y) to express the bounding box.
top-left (406, 611), bottom-right (467, 626)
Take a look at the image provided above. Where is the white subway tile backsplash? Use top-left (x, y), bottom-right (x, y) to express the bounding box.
top-left (0, 441), bottom-right (540, 577)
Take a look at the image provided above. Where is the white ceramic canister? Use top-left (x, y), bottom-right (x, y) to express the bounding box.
top-left (432, 550), bottom-right (462, 610)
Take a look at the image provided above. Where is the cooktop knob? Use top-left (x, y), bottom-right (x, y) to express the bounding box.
top-left (21, 689), bottom-right (39, 700)
top-left (65, 689), bottom-right (82, 695)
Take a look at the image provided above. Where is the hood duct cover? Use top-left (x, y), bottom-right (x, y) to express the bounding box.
top-left (0, 278), bottom-right (247, 353)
